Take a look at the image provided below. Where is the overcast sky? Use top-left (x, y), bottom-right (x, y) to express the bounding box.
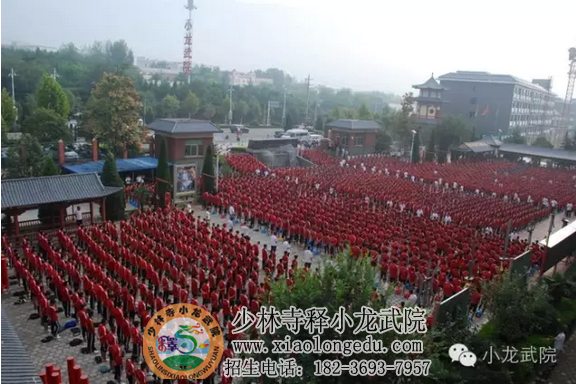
top-left (2, 0), bottom-right (575, 95)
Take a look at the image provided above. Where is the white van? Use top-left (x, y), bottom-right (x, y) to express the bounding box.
top-left (281, 129), bottom-right (309, 139)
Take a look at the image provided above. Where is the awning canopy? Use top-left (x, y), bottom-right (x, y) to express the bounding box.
top-left (1, 173), bottom-right (122, 211)
top-left (62, 157), bottom-right (163, 174)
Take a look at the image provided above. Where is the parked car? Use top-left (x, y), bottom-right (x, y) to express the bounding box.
top-left (274, 131), bottom-right (285, 138)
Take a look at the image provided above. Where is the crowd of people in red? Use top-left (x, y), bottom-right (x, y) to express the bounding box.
top-left (302, 151), bottom-right (576, 209)
top-left (2, 205), bottom-right (309, 384)
top-left (224, 153), bottom-right (269, 174)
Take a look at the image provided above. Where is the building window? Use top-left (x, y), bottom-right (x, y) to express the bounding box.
top-left (184, 140), bottom-right (202, 157)
top-left (340, 135), bottom-right (348, 146)
top-left (354, 136), bottom-right (364, 146)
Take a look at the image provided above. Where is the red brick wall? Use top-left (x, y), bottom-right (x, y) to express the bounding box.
top-left (154, 134), bottom-right (214, 162)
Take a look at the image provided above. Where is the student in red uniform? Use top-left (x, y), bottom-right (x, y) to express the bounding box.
top-left (125, 358), bottom-right (136, 384)
top-left (86, 309), bottom-right (96, 353)
top-left (59, 281), bottom-right (71, 318)
top-left (98, 318), bottom-right (109, 362)
top-left (131, 321), bottom-right (141, 360)
top-left (48, 299), bottom-right (60, 339)
top-left (110, 340), bottom-right (123, 382)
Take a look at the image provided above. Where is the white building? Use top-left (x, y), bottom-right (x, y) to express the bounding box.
top-left (229, 70), bottom-right (273, 87)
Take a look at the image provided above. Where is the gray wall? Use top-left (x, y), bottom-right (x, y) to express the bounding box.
top-left (440, 80), bottom-right (514, 136)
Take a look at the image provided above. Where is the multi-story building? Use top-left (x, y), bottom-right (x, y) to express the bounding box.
top-left (229, 70), bottom-right (273, 87)
top-left (437, 71), bottom-right (556, 136)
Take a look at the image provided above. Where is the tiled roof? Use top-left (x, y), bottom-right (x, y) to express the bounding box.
top-left (413, 76), bottom-right (446, 90)
top-left (1, 311), bottom-right (40, 384)
top-left (438, 71), bottom-right (553, 93)
top-left (499, 144), bottom-right (576, 162)
top-left (1, 173), bottom-right (122, 210)
top-left (325, 119), bottom-right (381, 130)
top-left (457, 140), bottom-right (495, 153)
top-left (147, 119), bottom-right (222, 134)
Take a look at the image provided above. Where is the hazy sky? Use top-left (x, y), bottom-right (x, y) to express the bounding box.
top-left (2, 0), bottom-right (575, 95)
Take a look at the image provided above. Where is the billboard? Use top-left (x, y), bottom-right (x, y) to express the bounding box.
top-left (175, 164), bottom-right (197, 195)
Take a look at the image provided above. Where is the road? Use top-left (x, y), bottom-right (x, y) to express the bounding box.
top-left (214, 127), bottom-right (283, 150)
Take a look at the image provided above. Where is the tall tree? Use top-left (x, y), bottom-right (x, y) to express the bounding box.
top-left (562, 132), bottom-right (574, 151)
top-left (84, 73), bottom-right (142, 152)
top-left (390, 92), bottom-right (416, 147)
top-left (156, 137), bottom-right (170, 208)
top-left (425, 129), bottom-right (436, 162)
top-left (411, 129), bottom-right (421, 163)
top-left (100, 153), bottom-right (126, 221)
top-left (1, 88), bottom-right (17, 128)
top-left (7, 134), bottom-right (46, 178)
top-left (144, 106), bottom-right (155, 124)
top-left (248, 100), bottom-right (262, 124)
top-left (22, 108), bottom-right (70, 143)
top-left (436, 115), bottom-right (470, 164)
top-left (162, 94), bottom-right (180, 118)
top-left (1, 116), bottom-right (7, 142)
top-left (315, 116), bottom-right (324, 133)
top-left (179, 91), bottom-right (200, 118)
top-left (374, 129), bottom-right (392, 153)
top-left (201, 145), bottom-right (215, 194)
top-left (504, 129), bottom-right (526, 145)
top-left (35, 74), bottom-right (71, 119)
top-left (471, 126), bottom-right (477, 141)
top-left (357, 103), bottom-right (373, 119)
top-left (202, 104), bottom-right (216, 121)
top-left (236, 100), bottom-right (249, 124)
top-left (532, 135), bottom-right (554, 149)
top-left (284, 114), bottom-right (294, 131)
top-left (105, 40), bottom-right (134, 70)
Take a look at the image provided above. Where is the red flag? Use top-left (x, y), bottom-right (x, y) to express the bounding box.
top-left (481, 106), bottom-right (489, 116)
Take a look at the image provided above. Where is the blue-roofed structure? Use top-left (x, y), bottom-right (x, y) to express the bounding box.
top-left (62, 157), bottom-right (163, 174)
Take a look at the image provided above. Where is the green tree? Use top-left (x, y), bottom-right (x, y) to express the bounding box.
top-left (236, 100), bottom-right (249, 123)
top-left (22, 108), bottom-right (70, 143)
top-left (284, 114), bottom-right (294, 131)
top-left (201, 144), bottom-right (215, 194)
top-left (504, 129), bottom-right (527, 145)
top-left (100, 153), bottom-right (126, 221)
top-left (329, 106), bottom-right (344, 120)
top-left (357, 103), bottom-right (373, 119)
top-left (202, 103), bottom-right (216, 121)
top-left (374, 129), bottom-right (392, 153)
top-left (35, 74), bottom-right (71, 119)
top-left (484, 275), bottom-right (557, 345)
top-left (179, 91), bottom-right (200, 118)
top-left (562, 132), bottom-right (574, 151)
top-left (389, 92), bottom-right (416, 147)
top-left (436, 115), bottom-right (470, 164)
top-left (471, 126), bottom-right (477, 141)
top-left (84, 73), bottom-right (142, 152)
top-left (411, 129), bottom-right (421, 163)
top-left (144, 106), bottom-right (155, 124)
top-left (1, 116), bottom-right (7, 142)
top-left (315, 115), bottom-right (324, 133)
top-left (248, 100), bottom-right (262, 124)
top-left (37, 157), bottom-right (62, 225)
top-left (256, 253), bottom-right (404, 384)
top-left (162, 94), bottom-right (180, 118)
top-left (532, 135), bottom-right (553, 149)
top-left (425, 128), bottom-right (436, 162)
top-left (1, 88), bottom-right (17, 128)
top-left (7, 134), bottom-right (46, 178)
top-left (156, 137), bottom-right (170, 208)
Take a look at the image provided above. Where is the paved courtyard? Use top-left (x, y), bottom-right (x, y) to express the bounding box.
top-left (2, 203), bottom-right (573, 383)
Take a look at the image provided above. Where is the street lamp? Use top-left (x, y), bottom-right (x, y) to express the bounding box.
top-left (409, 129), bottom-right (417, 163)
